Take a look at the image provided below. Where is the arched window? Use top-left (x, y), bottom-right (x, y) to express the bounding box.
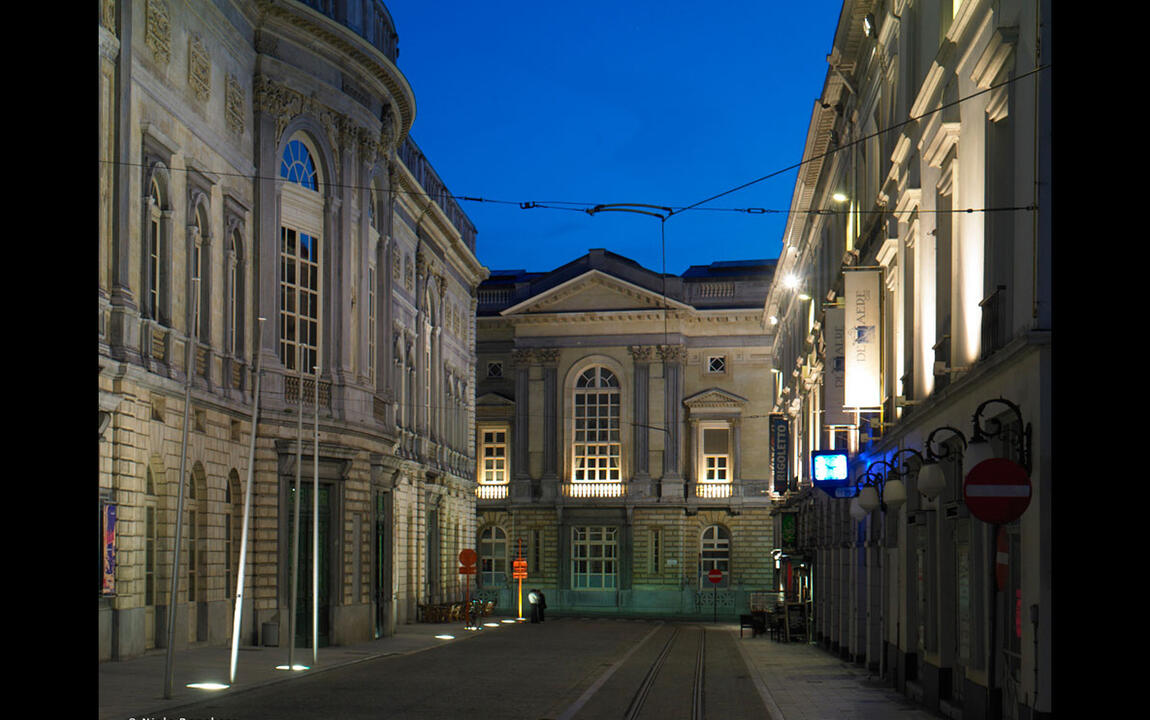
top-left (279, 135), bottom-right (323, 375)
top-left (700, 525), bottom-right (731, 588)
top-left (280, 138), bottom-right (318, 190)
top-left (572, 366), bottom-right (621, 483)
top-left (146, 176), bottom-right (169, 325)
top-left (191, 204), bottom-right (210, 343)
top-left (227, 232), bottom-right (243, 357)
top-left (479, 526), bottom-right (507, 587)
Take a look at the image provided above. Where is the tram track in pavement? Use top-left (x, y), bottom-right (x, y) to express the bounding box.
top-left (555, 621), bottom-right (767, 720)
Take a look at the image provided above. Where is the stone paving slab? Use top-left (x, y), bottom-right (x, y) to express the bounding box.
top-left (99, 618), bottom-right (944, 720)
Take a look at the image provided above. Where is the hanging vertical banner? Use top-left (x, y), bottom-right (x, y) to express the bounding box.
top-left (823, 306), bottom-right (853, 425)
top-left (102, 503), bottom-right (117, 595)
top-left (770, 414), bottom-right (790, 494)
top-left (844, 268), bottom-right (882, 408)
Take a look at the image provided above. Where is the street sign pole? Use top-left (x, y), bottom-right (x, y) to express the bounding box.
top-left (459, 549), bottom-right (478, 629)
top-left (708, 568), bottom-right (723, 622)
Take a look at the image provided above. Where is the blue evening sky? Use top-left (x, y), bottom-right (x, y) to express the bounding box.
top-left (385, 1), bottom-right (843, 277)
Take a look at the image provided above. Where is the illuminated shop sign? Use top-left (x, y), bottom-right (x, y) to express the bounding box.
top-left (811, 450), bottom-right (855, 498)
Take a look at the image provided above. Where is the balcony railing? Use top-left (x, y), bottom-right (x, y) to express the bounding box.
top-left (398, 137), bottom-right (477, 253)
top-left (562, 481), bottom-right (626, 499)
top-left (695, 482), bottom-right (733, 499)
top-left (476, 484), bottom-right (508, 500)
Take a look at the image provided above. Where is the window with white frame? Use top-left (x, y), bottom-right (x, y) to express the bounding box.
top-left (479, 428), bottom-right (509, 485)
top-left (706, 355), bottom-right (727, 374)
top-left (479, 526), bottom-right (507, 587)
top-left (572, 366), bottom-right (621, 483)
top-left (701, 425), bottom-right (731, 482)
top-left (279, 136), bottom-right (322, 375)
top-left (700, 525), bottom-right (730, 587)
top-left (571, 526), bottom-right (617, 589)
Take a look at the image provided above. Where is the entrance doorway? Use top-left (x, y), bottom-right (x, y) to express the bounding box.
top-left (288, 483), bottom-right (331, 648)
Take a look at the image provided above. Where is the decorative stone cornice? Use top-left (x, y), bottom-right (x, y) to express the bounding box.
top-left (629, 345), bottom-right (655, 363)
top-left (658, 344), bottom-right (687, 365)
top-left (253, 74), bottom-right (343, 180)
top-left (510, 348), bottom-right (534, 367)
top-left (535, 348), bottom-right (561, 366)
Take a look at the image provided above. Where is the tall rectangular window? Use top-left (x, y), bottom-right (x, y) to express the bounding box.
top-left (367, 265), bottom-right (376, 385)
top-left (479, 429), bottom-right (508, 484)
top-left (702, 427), bottom-right (731, 481)
top-left (280, 228), bottom-right (320, 373)
top-left (571, 526), bottom-right (617, 589)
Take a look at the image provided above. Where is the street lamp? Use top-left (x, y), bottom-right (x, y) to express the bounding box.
top-left (966, 397), bottom-right (1032, 476)
top-left (856, 459), bottom-right (907, 513)
top-left (918, 425), bottom-right (967, 500)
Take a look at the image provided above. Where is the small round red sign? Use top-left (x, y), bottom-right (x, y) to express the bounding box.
top-left (963, 458), bottom-right (1031, 526)
top-left (708, 568), bottom-right (723, 584)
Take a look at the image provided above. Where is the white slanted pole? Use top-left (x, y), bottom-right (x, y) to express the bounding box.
top-left (230, 318), bottom-right (265, 684)
top-left (313, 360), bottom-right (319, 664)
top-left (288, 345), bottom-right (303, 669)
top-left (165, 277), bottom-right (200, 699)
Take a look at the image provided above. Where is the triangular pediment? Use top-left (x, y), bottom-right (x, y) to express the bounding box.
top-left (501, 270), bottom-right (693, 316)
top-left (683, 387), bottom-right (748, 411)
top-left (477, 392), bottom-right (516, 407)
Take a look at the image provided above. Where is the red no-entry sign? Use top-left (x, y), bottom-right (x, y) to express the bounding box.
top-left (963, 458), bottom-right (1031, 525)
top-left (708, 568), bottom-right (723, 584)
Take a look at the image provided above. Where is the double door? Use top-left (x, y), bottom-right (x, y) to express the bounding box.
top-left (288, 484), bottom-right (331, 648)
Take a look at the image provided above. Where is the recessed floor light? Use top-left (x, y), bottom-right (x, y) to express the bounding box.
top-left (187, 682), bottom-right (230, 690)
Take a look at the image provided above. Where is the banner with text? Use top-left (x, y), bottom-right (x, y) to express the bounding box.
top-left (770, 414), bottom-right (790, 494)
top-left (844, 268), bottom-right (882, 408)
top-left (823, 306), bottom-right (853, 425)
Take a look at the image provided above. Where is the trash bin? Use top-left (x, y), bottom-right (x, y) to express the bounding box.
top-left (261, 622), bottom-right (279, 647)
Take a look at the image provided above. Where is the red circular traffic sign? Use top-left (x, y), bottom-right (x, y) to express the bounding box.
top-left (963, 458), bottom-right (1031, 525)
top-left (459, 548), bottom-right (478, 566)
top-left (707, 568), bottom-right (724, 584)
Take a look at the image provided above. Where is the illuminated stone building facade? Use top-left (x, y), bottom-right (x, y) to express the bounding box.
top-left (472, 250), bottom-right (780, 618)
top-left (764, 1), bottom-right (1051, 718)
top-left (98, 0), bottom-right (486, 661)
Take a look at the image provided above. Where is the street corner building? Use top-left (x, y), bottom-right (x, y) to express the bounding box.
top-left (98, 0), bottom-right (488, 661)
top-left (761, 1), bottom-right (1051, 719)
top-left (470, 249), bottom-right (784, 619)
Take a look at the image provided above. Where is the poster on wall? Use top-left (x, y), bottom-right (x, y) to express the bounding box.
top-left (102, 503), bottom-right (117, 596)
top-left (770, 414), bottom-right (790, 494)
top-left (823, 306), bottom-right (853, 425)
top-left (844, 268), bottom-right (882, 408)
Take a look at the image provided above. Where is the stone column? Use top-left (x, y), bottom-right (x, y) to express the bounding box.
top-left (629, 345), bottom-right (653, 498)
top-left (659, 344), bottom-right (686, 500)
top-left (511, 349), bottom-right (533, 501)
top-left (537, 348), bottom-right (560, 501)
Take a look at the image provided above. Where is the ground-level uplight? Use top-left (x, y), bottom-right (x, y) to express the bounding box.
top-left (186, 682), bottom-right (230, 690)
top-left (434, 634), bottom-right (455, 640)
top-left (275, 664), bottom-right (310, 671)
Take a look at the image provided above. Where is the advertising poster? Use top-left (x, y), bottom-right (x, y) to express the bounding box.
top-left (844, 268), bottom-right (882, 408)
top-left (822, 306), bottom-right (853, 425)
top-left (102, 503), bottom-right (117, 596)
top-left (770, 414), bottom-right (790, 494)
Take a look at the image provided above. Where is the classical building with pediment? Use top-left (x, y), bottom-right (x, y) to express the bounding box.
top-left (472, 249), bottom-right (782, 617)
